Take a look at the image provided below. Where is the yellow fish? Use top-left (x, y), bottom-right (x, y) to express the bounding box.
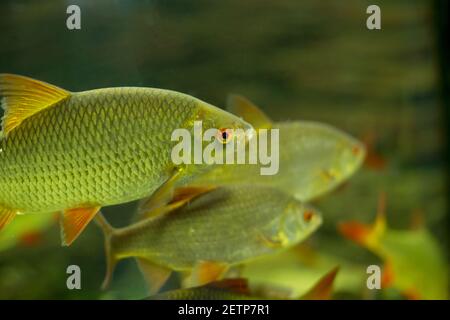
top-left (95, 185), bottom-right (322, 293)
top-left (183, 95), bottom-right (365, 202)
top-left (0, 74), bottom-right (252, 245)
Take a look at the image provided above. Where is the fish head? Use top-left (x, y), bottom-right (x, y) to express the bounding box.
top-left (279, 201), bottom-right (322, 246)
top-left (281, 122), bottom-right (366, 201)
top-left (195, 101), bottom-right (255, 163)
top-left (331, 134), bottom-right (366, 182)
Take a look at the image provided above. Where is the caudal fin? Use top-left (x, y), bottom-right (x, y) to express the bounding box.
top-left (94, 212), bottom-right (117, 290)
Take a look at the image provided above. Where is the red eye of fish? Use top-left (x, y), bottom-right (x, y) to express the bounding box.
top-left (217, 128), bottom-right (232, 144)
top-left (303, 210), bottom-right (314, 222)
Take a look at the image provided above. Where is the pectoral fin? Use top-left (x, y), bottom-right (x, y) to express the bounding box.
top-left (226, 94), bottom-right (273, 129)
top-left (60, 206), bottom-right (101, 246)
top-left (0, 206), bottom-right (16, 231)
top-left (137, 168), bottom-right (183, 219)
top-left (256, 231), bottom-right (285, 249)
top-left (139, 186), bottom-right (216, 218)
top-left (136, 258), bottom-right (172, 295)
top-left (190, 261), bottom-right (229, 286)
top-left (301, 266), bottom-right (339, 300)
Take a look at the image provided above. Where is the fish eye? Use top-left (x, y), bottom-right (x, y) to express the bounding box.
top-left (303, 210), bottom-right (314, 222)
top-left (217, 128), bottom-right (233, 144)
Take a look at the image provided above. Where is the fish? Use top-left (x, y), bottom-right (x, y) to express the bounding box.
top-left (95, 184), bottom-right (322, 293)
top-left (338, 193), bottom-right (448, 300)
top-left (181, 95), bottom-right (366, 202)
top-left (0, 74), bottom-right (252, 245)
top-left (147, 267), bottom-right (339, 300)
top-left (240, 245), bottom-right (366, 298)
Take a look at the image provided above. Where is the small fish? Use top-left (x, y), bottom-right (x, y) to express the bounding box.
top-left (0, 74), bottom-right (252, 245)
top-left (95, 185), bottom-right (322, 293)
top-left (183, 95), bottom-right (365, 202)
top-left (148, 267), bottom-right (339, 300)
top-left (338, 193), bottom-right (448, 300)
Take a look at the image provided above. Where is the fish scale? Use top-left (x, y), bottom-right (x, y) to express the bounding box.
top-left (109, 185), bottom-right (322, 271)
top-left (0, 86), bottom-right (218, 213)
top-left (0, 74), bottom-right (252, 245)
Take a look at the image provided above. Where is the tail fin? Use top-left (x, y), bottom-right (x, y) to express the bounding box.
top-left (94, 212), bottom-right (117, 290)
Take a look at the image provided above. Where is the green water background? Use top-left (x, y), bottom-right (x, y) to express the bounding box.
top-left (0, 0), bottom-right (447, 299)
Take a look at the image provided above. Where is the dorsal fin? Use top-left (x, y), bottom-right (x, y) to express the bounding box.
top-left (226, 94), bottom-right (273, 129)
top-left (0, 74), bottom-right (70, 135)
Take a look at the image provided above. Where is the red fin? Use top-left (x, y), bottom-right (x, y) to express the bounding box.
top-left (301, 266), bottom-right (339, 300)
top-left (381, 260), bottom-right (395, 288)
top-left (60, 206), bottom-right (100, 246)
top-left (191, 261), bottom-right (229, 286)
top-left (338, 221), bottom-right (372, 246)
top-left (208, 278), bottom-right (250, 295)
top-left (0, 207), bottom-right (16, 231)
top-left (338, 193), bottom-right (387, 247)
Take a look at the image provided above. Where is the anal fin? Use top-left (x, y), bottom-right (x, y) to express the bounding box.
top-left (190, 261), bottom-right (229, 286)
top-left (60, 206), bottom-right (100, 246)
top-left (136, 258), bottom-right (172, 295)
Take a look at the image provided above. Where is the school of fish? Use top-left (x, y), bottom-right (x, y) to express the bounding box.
top-left (0, 74), bottom-right (368, 299)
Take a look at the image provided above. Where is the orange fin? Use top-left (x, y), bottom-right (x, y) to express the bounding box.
top-left (338, 193), bottom-right (387, 248)
top-left (136, 258), bottom-right (172, 295)
top-left (139, 184), bottom-right (217, 220)
top-left (226, 94), bottom-right (273, 129)
top-left (60, 206), bottom-right (100, 246)
top-left (301, 266), bottom-right (339, 300)
top-left (0, 206), bottom-right (16, 231)
top-left (338, 221), bottom-right (372, 246)
top-left (0, 74), bottom-right (70, 135)
top-left (208, 278), bottom-right (250, 295)
top-left (381, 260), bottom-right (395, 288)
top-left (190, 261), bottom-right (229, 286)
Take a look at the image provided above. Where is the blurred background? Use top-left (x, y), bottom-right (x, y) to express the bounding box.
top-left (0, 0), bottom-right (447, 299)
